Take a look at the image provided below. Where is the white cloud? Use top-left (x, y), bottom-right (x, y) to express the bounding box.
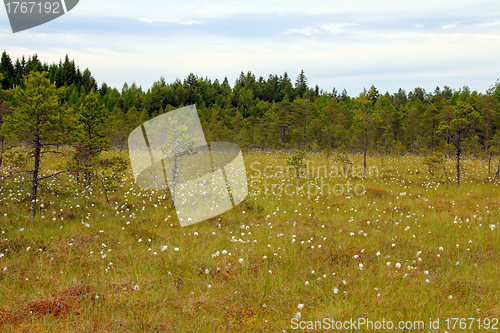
top-left (2, 0), bottom-right (499, 95)
top-left (477, 20), bottom-right (500, 27)
top-left (71, 0), bottom-right (498, 22)
top-left (139, 18), bottom-right (202, 24)
top-left (139, 18), bottom-right (179, 24)
top-left (179, 20), bottom-right (203, 25)
top-left (321, 23), bottom-right (356, 35)
top-left (285, 28), bottom-right (319, 36)
top-left (15, 28), bottom-right (495, 92)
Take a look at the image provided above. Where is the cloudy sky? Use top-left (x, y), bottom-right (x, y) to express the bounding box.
top-left (1, 0), bottom-right (499, 95)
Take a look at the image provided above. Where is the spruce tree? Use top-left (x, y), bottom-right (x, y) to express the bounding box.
top-left (0, 51), bottom-right (15, 90)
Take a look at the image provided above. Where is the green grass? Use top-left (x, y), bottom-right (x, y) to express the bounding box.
top-left (0, 150), bottom-right (499, 332)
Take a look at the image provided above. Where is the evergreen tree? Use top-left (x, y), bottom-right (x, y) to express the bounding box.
top-left (24, 54), bottom-right (43, 76)
top-left (295, 70), bottom-right (308, 98)
top-left (352, 95), bottom-right (375, 178)
top-left (0, 73), bottom-right (6, 168)
top-left (185, 72), bottom-right (198, 88)
top-left (367, 85), bottom-right (380, 106)
top-left (81, 68), bottom-right (98, 93)
top-left (438, 101), bottom-right (479, 187)
top-left (0, 51), bottom-right (15, 90)
top-left (287, 149), bottom-right (307, 180)
top-left (74, 89), bottom-right (109, 187)
top-left (6, 72), bottom-right (68, 217)
top-left (61, 54), bottom-right (78, 86)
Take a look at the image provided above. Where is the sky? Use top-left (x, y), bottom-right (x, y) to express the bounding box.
top-left (1, 0), bottom-right (499, 96)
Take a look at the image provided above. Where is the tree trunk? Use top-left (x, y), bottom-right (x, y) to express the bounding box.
top-left (0, 102), bottom-right (3, 169)
top-left (494, 157), bottom-right (500, 182)
top-left (170, 154), bottom-right (178, 205)
top-left (87, 122), bottom-right (92, 188)
top-left (343, 157), bottom-right (346, 178)
top-left (456, 132), bottom-right (461, 188)
top-left (486, 106), bottom-right (490, 150)
top-left (363, 122), bottom-right (367, 179)
top-left (31, 126), bottom-right (42, 218)
top-left (442, 164), bottom-right (450, 183)
top-left (119, 137), bottom-right (123, 153)
top-left (98, 167), bottom-right (110, 204)
top-left (488, 152), bottom-right (492, 177)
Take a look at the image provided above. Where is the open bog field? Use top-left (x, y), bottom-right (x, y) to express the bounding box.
top-left (0, 150), bottom-right (499, 332)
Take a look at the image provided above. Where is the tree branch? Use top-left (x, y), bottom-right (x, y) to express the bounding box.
top-left (37, 169), bottom-right (70, 181)
top-left (38, 185), bottom-right (65, 195)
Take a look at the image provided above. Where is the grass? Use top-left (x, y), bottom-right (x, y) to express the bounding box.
top-left (0, 149), bottom-right (499, 332)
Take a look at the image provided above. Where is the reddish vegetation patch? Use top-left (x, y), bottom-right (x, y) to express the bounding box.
top-left (364, 187), bottom-right (391, 197)
top-left (0, 308), bottom-right (24, 325)
top-left (28, 299), bottom-right (71, 317)
top-left (320, 245), bottom-right (368, 265)
top-left (223, 305), bottom-right (258, 330)
top-left (0, 285), bottom-right (96, 327)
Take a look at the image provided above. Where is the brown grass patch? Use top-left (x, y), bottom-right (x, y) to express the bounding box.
top-left (319, 244), bottom-right (367, 265)
top-left (0, 285), bottom-right (96, 327)
top-left (364, 187), bottom-right (392, 197)
top-left (56, 208), bottom-right (79, 220)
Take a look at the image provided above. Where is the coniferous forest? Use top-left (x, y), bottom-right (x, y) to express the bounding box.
top-left (1, 50), bottom-right (500, 162)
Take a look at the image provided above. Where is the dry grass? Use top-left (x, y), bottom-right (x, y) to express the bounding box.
top-left (0, 150), bottom-right (498, 332)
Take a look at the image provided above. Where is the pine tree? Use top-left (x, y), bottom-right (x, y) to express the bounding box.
top-left (0, 73), bottom-right (6, 168)
top-left (353, 96), bottom-right (373, 179)
top-left (106, 106), bottom-right (128, 150)
top-left (74, 89), bottom-right (109, 187)
top-left (287, 149), bottom-right (307, 180)
top-left (438, 101), bottom-right (479, 187)
top-left (6, 72), bottom-right (68, 217)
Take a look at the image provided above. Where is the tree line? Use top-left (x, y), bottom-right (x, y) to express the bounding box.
top-left (2, 51), bottom-right (499, 156)
top-left (1, 51), bottom-right (500, 216)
